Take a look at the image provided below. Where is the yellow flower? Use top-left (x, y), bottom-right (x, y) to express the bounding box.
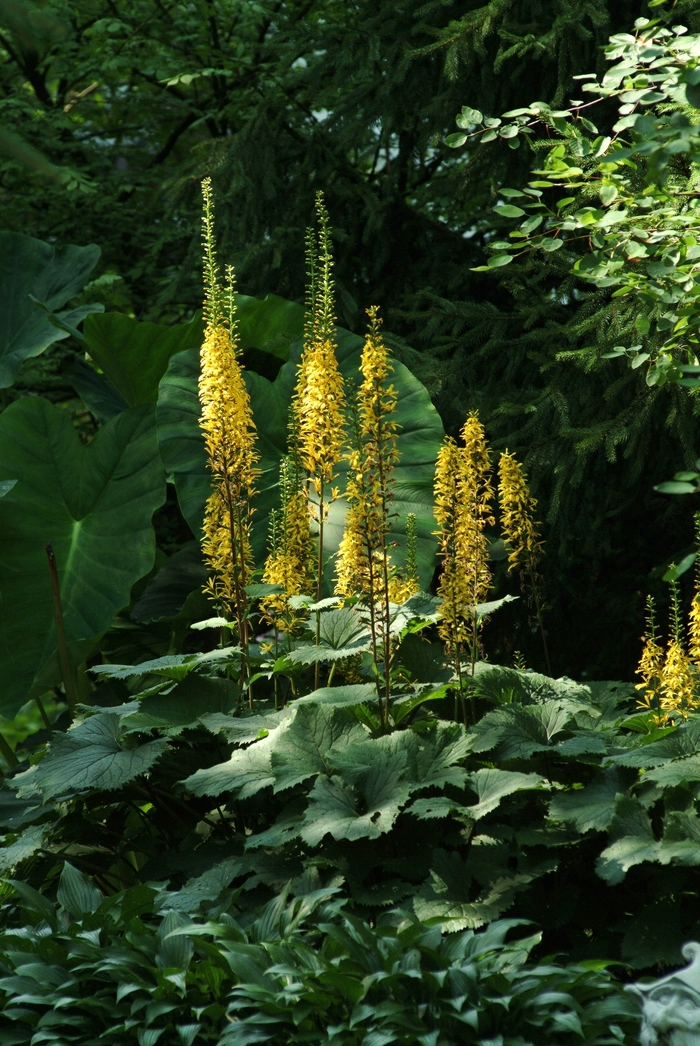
top-left (261, 458), bottom-right (314, 630)
top-left (659, 639), bottom-right (697, 718)
top-left (295, 338), bottom-right (346, 492)
top-left (498, 451), bottom-right (544, 572)
top-left (198, 180), bottom-right (260, 627)
top-left (434, 413), bottom-right (495, 654)
top-left (334, 307), bottom-right (400, 601)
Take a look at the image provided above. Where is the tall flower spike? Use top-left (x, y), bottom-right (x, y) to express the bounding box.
top-left (261, 455), bottom-right (314, 632)
top-left (498, 449), bottom-right (550, 673)
top-left (434, 413), bottom-right (495, 661)
top-left (635, 595), bottom-right (664, 720)
top-left (334, 307), bottom-right (400, 724)
top-left (388, 513), bottom-right (421, 604)
top-left (689, 512), bottom-right (700, 663)
top-left (199, 179), bottom-right (261, 647)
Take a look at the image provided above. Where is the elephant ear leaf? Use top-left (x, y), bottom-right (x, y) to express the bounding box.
top-left (0, 232), bottom-right (101, 388)
top-left (0, 399), bottom-right (166, 717)
top-left (82, 311), bottom-right (205, 407)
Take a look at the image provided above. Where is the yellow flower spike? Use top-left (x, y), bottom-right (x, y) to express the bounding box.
top-left (198, 180), bottom-right (261, 653)
top-left (498, 451), bottom-right (544, 572)
top-left (434, 412), bottom-right (495, 680)
top-left (659, 639), bottom-right (696, 719)
top-left (261, 456), bottom-right (314, 632)
top-left (334, 306), bottom-right (401, 726)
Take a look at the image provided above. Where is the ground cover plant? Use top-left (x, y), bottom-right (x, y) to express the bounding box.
top-left (5, 4), bottom-right (700, 1042)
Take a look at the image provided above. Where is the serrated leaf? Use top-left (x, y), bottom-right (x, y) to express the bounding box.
top-left (12, 713), bottom-right (167, 800)
top-left (549, 769), bottom-right (626, 833)
top-left (596, 797), bottom-right (658, 884)
top-left (402, 723), bottom-right (473, 790)
top-left (301, 750), bottom-right (411, 844)
top-left (270, 704), bottom-right (367, 793)
top-left (91, 647), bottom-right (238, 682)
top-left (56, 862), bottom-right (102, 918)
top-left (464, 769), bottom-right (546, 819)
top-left (294, 683), bottom-right (377, 706)
top-left (0, 825), bottom-right (46, 875)
top-left (120, 675), bottom-right (239, 736)
top-left (183, 731), bottom-right (276, 799)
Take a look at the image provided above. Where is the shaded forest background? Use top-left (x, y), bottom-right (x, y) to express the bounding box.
top-left (2, 0), bottom-right (699, 680)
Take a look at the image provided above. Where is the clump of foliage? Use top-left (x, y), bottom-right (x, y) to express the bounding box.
top-left (0, 863), bottom-right (640, 1045)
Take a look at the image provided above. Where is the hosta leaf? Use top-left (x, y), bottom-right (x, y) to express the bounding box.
top-left (270, 705), bottom-right (367, 793)
top-left (56, 862), bottom-right (102, 918)
top-left (12, 713), bottom-right (167, 800)
top-left (0, 400), bottom-right (166, 716)
top-left (0, 232), bottom-right (100, 388)
top-left (157, 910), bottom-right (194, 970)
top-left (157, 303), bottom-right (444, 586)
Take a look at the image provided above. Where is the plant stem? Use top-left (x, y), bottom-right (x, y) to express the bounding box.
top-left (530, 566), bottom-right (552, 676)
top-left (314, 479), bottom-right (325, 691)
top-left (0, 731), bottom-right (18, 768)
top-left (35, 695), bottom-right (52, 737)
top-left (45, 542), bottom-right (79, 717)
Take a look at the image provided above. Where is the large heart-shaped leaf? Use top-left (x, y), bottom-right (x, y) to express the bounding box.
top-left (0, 399), bottom-right (166, 716)
top-left (157, 309), bottom-right (444, 588)
top-left (82, 311), bottom-right (205, 406)
top-left (0, 232), bottom-right (101, 388)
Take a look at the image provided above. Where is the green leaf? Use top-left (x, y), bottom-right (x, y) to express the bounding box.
top-left (396, 634), bottom-right (451, 684)
top-left (663, 554), bottom-right (696, 582)
top-left (184, 732), bottom-right (276, 799)
top-left (463, 768), bottom-right (547, 818)
top-left (236, 292), bottom-right (305, 360)
top-left (301, 766), bottom-right (411, 844)
top-left (131, 543), bottom-right (208, 623)
top-left (596, 797), bottom-right (659, 884)
top-left (270, 704), bottom-right (367, 793)
top-left (287, 608), bottom-right (372, 663)
top-left (83, 311), bottom-right (205, 406)
top-left (445, 132), bottom-right (468, 148)
top-left (56, 862), bottom-right (102, 917)
top-left (493, 205), bottom-right (526, 218)
top-left (91, 647), bottom-right (237, 682)
top-left (0, 232), bottom-right (100, 388)
top-left (654, 481), bottom-right (697, 494)
top-left (487, 254), bottom-right (514, 267)
top-left (12, 712), bottom-right (167, 800)
top-left (294, 683), bottom-right (377, 707)
top-left (0, 825), bottom-right (46, 875)
top-left (62, 353), bottom-right (129, 422)
top-left (157, 910), bottom-right (194, 970)
top-left (0, 400), bottom-right (166, 716)
top-left (120, 675), bottom-right (239, 736)
top-left (5, 876), bottom-right (58, 929)
top-left (549, 768), bottom-right (627, 833)
top-left (156, 303), bottom-right (444, 586)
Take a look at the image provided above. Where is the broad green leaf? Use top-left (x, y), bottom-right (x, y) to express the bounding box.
top-left (549, 768), bottom-right (627, 833)
top-left (463, 769), bottom-right (547, 819)
top-left (494, 205), bottom-right (526, 218)
top-left (156, 304), bottom-right (444, 587)
top-left (596, 796), bottom-right (659, 884)
top-left (270, 704), bottom-right (367, 793)
top-left (294, 683), bottom-right (377, 706)
top-left (157, 910), bottom-right (194, 970)
top-left (0, 400), bottom-right (166, 716)
top-left (83, 311), bottom-right (205, 406)
top-left (471, 701), bottom-right (579, 760)
top-left (57, 862), bottom-right (102, 918)
top-left (287, 608), bottom-right (372, 664)
top-left (184, 732), bottom-right (276, 799)
top-left (131, 543), bottom-right (208, 623)
top-left (402, 723), bottom-right (472, 790)
top-left (610, 719), bottom-right (700, 768)
top-left (91, 647), bottom-right (237, 682)
top-left (0, 824), bottom-right (46, 875)
top-left (199, 708), bottom-right (291, 744)
top-left (0, 232), bottom-right (100, 388)
top-left (235, 292), bottom-right (305, 360)
top-left (62, 353), bottom-right (129, 422)
top-left (120, 676), bottom-right (239, 736)
top-left (396, 635), bottom-right (451, 684)
top-left (300, 768), bottom-right (411, 844)
top-left (5, 876), bottom-right (58, 929)
top-left (644, 754), bottom-right (700, 787)
top-left (11, 712), bottom-right (167, 800)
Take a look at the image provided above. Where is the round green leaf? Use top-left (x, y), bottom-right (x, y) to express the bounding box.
top-left (0, 400), bottom-right (166, 716)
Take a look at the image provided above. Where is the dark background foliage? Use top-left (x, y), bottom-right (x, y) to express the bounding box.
top-left (2, 0), bottom-right (700, 679)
